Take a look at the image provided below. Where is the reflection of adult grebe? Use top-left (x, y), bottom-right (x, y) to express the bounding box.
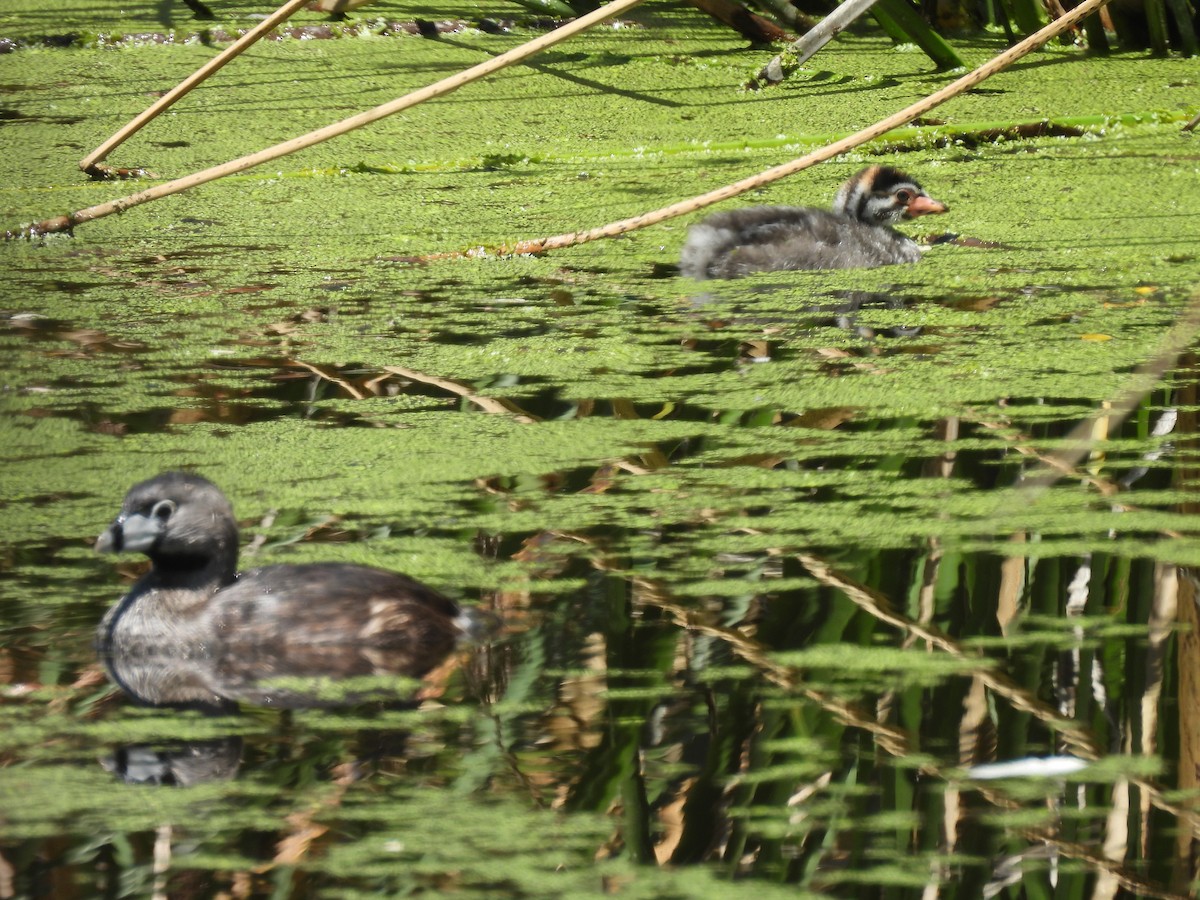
top-left (680, 166), bottom-right (948, 280)
top-left (95, 473), bottom-right (482, 684)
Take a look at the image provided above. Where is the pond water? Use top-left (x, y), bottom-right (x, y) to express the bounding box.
top-left (2, 1), bottom-right (1200, 897)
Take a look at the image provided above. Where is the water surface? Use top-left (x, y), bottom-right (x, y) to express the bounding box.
top-left (2, 2), bottom-right (1199, 896)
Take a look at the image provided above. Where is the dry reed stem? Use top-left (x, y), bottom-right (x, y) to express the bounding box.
top-left (9, 0), bottom-right (647, 238)
top-left (79, 0), bottom-right (312, 175)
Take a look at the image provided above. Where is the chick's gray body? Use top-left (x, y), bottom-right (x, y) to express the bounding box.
top-left (679, 165), bottom-right (947, 281)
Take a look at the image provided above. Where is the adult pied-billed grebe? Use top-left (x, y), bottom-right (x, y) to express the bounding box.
top-left (679, 165), bottom-right (948, 281)
top-left (94, 473), bottom-right (482, 696)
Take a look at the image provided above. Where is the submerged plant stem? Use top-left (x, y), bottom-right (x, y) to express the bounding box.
top-left (1008, 292), bottom-right (1200, 501)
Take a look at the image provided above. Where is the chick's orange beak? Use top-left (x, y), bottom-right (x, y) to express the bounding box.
top-left (905, 195), bottom-right (948, 218)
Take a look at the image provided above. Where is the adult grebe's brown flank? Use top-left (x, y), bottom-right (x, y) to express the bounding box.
top-left (95, 472), bottom-right (480, 678)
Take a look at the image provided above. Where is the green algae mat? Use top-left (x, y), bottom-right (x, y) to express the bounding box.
top-left (3, 2), bottom-right (1200, 896)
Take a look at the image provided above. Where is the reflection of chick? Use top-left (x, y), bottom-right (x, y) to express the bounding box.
top-left (95, 472), bottom-right (479, 687)
top-left (680, 166), bottom-right (948, 280)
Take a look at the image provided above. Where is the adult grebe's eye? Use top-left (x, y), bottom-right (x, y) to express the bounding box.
top-left (151, 499), bottom-right (176, 522)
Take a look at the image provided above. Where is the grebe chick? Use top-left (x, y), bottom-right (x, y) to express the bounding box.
top-left (680, 165), bottom-right (948, 280)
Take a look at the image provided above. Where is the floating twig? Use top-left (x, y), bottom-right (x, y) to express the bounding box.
top-left (291, 358), bottom-right (368, 400)
top-left (383, 365), bottom-right (538, 422)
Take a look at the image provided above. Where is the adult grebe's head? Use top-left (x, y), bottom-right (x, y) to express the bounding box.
top-left (95, 472), bottom-right (239, 580)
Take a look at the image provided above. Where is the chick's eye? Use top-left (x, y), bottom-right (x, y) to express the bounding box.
top-left (150, 499), bottom-right (176, 522)
top-left (895, 190), bottom-right (912, 203)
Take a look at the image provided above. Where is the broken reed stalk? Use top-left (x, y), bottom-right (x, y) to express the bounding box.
top-left (10, 0), bottom-right (647, 239)
top-left (749, 0), bottom-right (883, 88)
top-left (79, 0), bottom-right (312, 176)
top-left (497, 0), bottom-right (1114, 257)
